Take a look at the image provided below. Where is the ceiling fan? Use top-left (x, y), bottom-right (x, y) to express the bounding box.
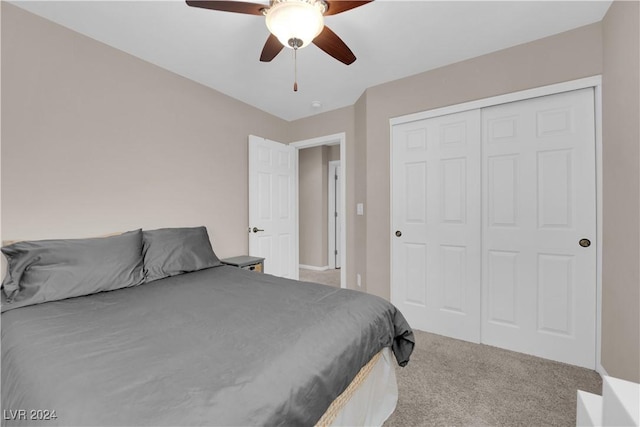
top-left (185, 0), bottom-right (372, 66)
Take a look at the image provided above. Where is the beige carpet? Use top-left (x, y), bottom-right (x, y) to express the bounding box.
top-left (385, 330), bottom-right (602, 427)
top-left (299, 268), bottom-right (341, 288)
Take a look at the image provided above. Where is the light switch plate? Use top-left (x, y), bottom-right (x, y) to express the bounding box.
top-left (357, 203), bottom-right (364, 215)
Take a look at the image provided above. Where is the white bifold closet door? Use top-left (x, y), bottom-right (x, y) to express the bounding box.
top-left (391, 88), bottom-right (596, 368)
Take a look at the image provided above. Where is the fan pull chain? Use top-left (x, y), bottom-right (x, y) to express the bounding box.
top-left (288, 38), bottom-right (302, 92)
top-left (293, 47), bottom-right (298, 92)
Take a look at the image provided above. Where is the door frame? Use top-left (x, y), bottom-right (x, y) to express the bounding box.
top-left (291, 133), bottom-right (346, 289)
top-left (389, 75), bottom-right (604, 373)
top-left (328, 160), bottom-right (341, 269)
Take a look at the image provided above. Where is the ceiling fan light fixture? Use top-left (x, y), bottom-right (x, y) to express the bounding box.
top-left (265, 0), bottom-right (325, 49)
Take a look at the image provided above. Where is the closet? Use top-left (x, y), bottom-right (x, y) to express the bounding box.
top-left (391, 88), bottom-right (596, 368)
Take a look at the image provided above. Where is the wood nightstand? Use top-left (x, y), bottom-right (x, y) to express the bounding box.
top-left (221, 256), bottom-right (265, 273)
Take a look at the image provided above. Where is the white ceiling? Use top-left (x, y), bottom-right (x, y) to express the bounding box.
top-left (12, 0), bottom-right (612, 121)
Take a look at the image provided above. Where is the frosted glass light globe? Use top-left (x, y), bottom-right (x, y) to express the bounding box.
top-left (265, 1), bottom-right (325, 49)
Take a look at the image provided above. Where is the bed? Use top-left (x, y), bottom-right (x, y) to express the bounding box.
top-left (1, 227), bottom-right (414, 426)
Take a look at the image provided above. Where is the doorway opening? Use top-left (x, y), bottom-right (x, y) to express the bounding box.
top-left (291, 133), bottom-right (346, 289)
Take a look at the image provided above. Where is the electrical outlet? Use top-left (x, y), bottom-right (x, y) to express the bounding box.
top-left (357, 203), bottom-right (364, 216)
top-left (357, 273), bottom-right (362, 287)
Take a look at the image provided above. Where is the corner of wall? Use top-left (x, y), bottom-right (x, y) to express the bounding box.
top-left (601, 0), bottom-right (640, 383)
top-left (353, 92), bottom-right (368, 292)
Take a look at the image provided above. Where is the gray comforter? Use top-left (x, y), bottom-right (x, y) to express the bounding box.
top-left (1, 266), bottom-right (414, 426)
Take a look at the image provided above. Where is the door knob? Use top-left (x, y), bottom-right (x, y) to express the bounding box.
top-left (579, 238), bottom-right (591, 248)
top-left (395, 230), bottom-right (402, 237)
top-left (252, 227), bottom-right (265, 233)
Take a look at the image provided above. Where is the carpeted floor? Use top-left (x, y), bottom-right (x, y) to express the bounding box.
top-left (299, 268), bottom-right (341, 288)
top-left (385, 330), bottom-right (602, 427)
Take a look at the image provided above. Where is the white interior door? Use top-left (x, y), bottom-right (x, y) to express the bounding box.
top-left (248, 135), bottom-right (298, 279)
top-left (481, 88), bottom-right (596, 368)
top-left (391, 110), bottom-right (482, 343)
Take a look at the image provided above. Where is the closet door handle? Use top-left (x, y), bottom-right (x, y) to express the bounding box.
top-left (579, 238), bottom-right (591, 248)
top-left (395, 230), bottom-right (402, 237)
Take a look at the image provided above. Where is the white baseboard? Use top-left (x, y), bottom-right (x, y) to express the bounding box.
top-left (299, 264), bottom-right (330, 271)
top-left (597, 363), bottom-right (608, 378)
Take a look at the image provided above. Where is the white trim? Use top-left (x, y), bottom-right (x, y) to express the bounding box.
top-left (390, 76), bottom-right (603, 370)
top-left (390, 76), bottom-right (603, 126)
top-left (594, 82), bottom-right (604, 374)
top-left (597, 363), bottom-right (608, 378)
top-left (299, 264), bottom-right (331, 271)
top-left (294, 147), bottom-right (300, 280)
top-left (291, 132), bottom-right (347, 289)
top-left (389, 124), bottom-right (394, 305)
top-left (291, 133), bottom-right (343, 149)
top-left (328, 160), bottom-right (341, 269)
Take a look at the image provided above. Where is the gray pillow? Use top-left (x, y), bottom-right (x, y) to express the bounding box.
top-left (142, 226), bottom-right (221, 282)
top-left (1, 230), bottom-right (145, 312)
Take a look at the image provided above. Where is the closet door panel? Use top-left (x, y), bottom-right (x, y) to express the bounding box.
top-left (481, 88), bottom-right (596, 369)
top-left (392, 110), bottom-right (482, 343)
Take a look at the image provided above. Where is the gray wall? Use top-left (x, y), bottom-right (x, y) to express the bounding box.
top-left (298, 146), bottom-right (327, 267)
top-left (1, 3), bottom-right (288, 261)
top-left (601, 0), bottom-right (640, 382)
top-left (353, 93), bottom-right (368, 292)
top-left (298, 145), bottom-right (340, 268)
top-left (361, 22), bottom-right (603, 301)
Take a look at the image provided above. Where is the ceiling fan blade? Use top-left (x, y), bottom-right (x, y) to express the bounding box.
top-left (312, 26), bottom-right (356, 65)
top-left (185, 1), bottom-right (266, 15)
top-left (324, 0), bottom-right (372, 16)
top-left (260, 34), bottom-right (285, 62)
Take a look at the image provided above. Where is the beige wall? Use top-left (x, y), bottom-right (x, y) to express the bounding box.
top-left (353, 94), bottom-right (367, 292)
top-left (298, 145), bottom-right (341, 268)
top-left (292, 24), bottom-right (602, 298)
top-left (327, 145), bottom-right (340, 162)
top-left (363, 22), bottom-right (603, 300)
top-left (601, 1), bottom-right (640, 383)
top-left (288, 107), bottom-right (357, 288)
top-left (298, 146), bottom-right (327, 267)
top-left (293, 22), bottom-right (602, 298)
top-left (1, 3), bottom-right (287, 260)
